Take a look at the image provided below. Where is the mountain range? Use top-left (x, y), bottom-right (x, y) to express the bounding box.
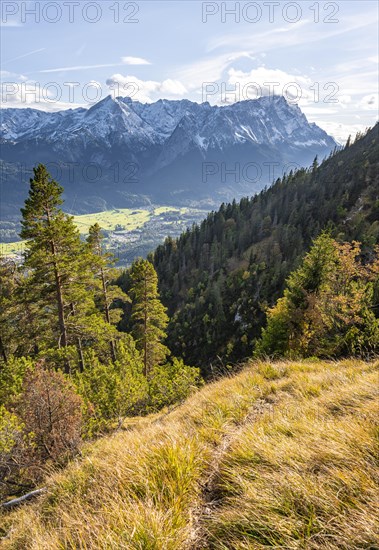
top-left (0, 95), bottom-right (337, 219)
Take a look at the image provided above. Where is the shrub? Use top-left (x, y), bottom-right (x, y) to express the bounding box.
top-left (147, 358), bottom-right (202, 411)
top-left (75, 338), bottom-right (148, 434)
top-left (15, 363), bottom-right (83, 468)
top-left (0, 405), bottom-right (29, 498)
top-left (0, 356), bottom-right (34, 407)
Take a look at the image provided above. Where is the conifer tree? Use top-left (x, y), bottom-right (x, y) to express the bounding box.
top-left (128, 259), bottom-right (169, 378)
top-left (0, 259), bottom-right (17, 363)
top-left (86, 223), bottom-right (128, 362)
top-left (20, 165), bottom-right (100, 371)
top-left (0, 259), bottom-right (41, 361)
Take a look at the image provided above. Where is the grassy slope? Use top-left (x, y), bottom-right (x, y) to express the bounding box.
top-left (1, 359), bottom-right (378, 549)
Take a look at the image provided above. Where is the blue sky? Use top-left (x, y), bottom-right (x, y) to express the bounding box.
top-left (1, 0), bottom-right (378, 142)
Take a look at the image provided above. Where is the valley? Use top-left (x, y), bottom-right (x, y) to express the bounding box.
top-left (0, 96), bottom-right (337, 218)
top-left (0, 204), bottom-right (209, 265)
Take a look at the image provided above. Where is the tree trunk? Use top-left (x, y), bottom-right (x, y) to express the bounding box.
top-left (70, 302), bottom-right (85, 372)
top-left (52, 254), bottom-right (67, 349)
top-left (143, 274), bottom-right (148, 378)
top-left (101, 268), bottom-right (117, 362)
top-left (46, 208), bottom-right (68, 363)
top-left (0, 333), bottom-right (7, 364)
top-left (52, 255), bottom-right (70, 374)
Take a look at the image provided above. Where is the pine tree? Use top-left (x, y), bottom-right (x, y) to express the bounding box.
top-left (128, 259), bottom-right (169, 378)
top-left (86, 223), bottom-right (129, 362)
top-left (20, 165), bottom-right (100, 372)
top-left (0, 259), bottom-right (41, 361)
top-left (0, 259), bottom-right (17, 363)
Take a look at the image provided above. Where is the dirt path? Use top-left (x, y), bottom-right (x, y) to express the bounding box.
top-left (189, 397), bottom-right (276, 549)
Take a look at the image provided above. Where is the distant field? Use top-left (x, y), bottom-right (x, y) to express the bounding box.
top-left (72, 208), bottom-right (151, 233)
top-left (0, 206), bottom-right (189, 258)
top-left (0, 241), bottom-right (25, 256)
top-left (72, 206), bottom-right (187, 233)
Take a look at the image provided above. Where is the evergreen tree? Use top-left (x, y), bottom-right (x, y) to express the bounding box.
top-left (128, 259), bottom-right (169, 378)
top-left (0, 259), bottom-right (42, 361)
top-left (20, 165), bottom-right (69, 352)
top-left (0, 259), bottom-right (18, 363)
top-left (147, 124), bottom-right (378, 370)
top-left (20, 165), bottom-right (103, 372)
top-left (86, 223), bottom-right (128, 362)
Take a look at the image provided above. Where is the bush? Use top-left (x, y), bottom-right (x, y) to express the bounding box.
top-left (75, 338), bottom-right (148, 434)
top-left (0, 356), bottom-right (34, 407)
top-left (0, 405), bottom-right (29, 498)
top-left (0, 363), bottom-right (83, 498)
top-left (258, 235), bottom-right (379, 358)
top-left (15, 363), bottom-right (83, 467)
top-left (147, 358), bottom-right (202, 411)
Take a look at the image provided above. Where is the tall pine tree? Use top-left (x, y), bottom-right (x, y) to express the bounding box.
top-left (86, 223), bottom-right (129, 362)
top-left (128, 259), bottom-right (169, 378)
top-left (20, 165), bottom-right (102, 371)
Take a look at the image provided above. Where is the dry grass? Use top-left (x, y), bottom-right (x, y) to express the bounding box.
top-left (1, 359), bottom-right (378, 549)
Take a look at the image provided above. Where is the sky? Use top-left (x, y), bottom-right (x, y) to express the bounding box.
top-left (1, 0), bottom-right (378, 143)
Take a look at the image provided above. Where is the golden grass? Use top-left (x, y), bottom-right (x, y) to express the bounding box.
top-left (1, 359), bottom-right (378, 549)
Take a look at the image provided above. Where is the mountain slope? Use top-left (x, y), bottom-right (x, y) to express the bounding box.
top-left (0, 96), bottom-right (336, 218)
top-left (148, 125), bottom-right (379, 370)
top-left (2, 359), bottom-right (378, 549)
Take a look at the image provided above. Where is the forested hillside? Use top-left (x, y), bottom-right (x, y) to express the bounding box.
top-left (147, 125), bottom-right (379, 372)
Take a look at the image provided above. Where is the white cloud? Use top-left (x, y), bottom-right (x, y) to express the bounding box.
top-left (206, 12), bottom-right (377, 55)
top-left (159, 79), bottom-right (187, 95)
top-left (40, 63), bottom-right (117, 74)
top-left (358, 93), bottom-right (378, 111)
top-left (226, 66), bottom-right (312, 103)
top-left (302, 107), bottom-right (340, 115)
top-left (39, 56), bottom-right (150, 74)
top-left (121, 56), bottom-right (151, 65)
top-left (106, 73), bottom-right (187, 102)
top-left (338, 95), bottom-right (352, 108)
top-left (1, 100), bottom-right (86, 112)
top-left (333, 57), bottom-right (378, 74)
top-left (207, 21), bottom-right (309, 53)
top-left (175, 51), bottom-right (255, 90)
top-left (0, 70), bottom-right (27, 81)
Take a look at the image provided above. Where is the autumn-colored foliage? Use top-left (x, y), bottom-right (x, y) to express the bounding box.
top-left (257, 234), bottom-right (379, 357)
top-left (0, 363), bottom-right (83, 498)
